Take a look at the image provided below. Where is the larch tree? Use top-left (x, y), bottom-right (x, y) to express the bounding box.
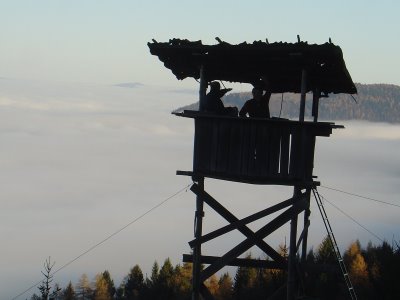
top-left (76, 274), bottom-right (93, 300)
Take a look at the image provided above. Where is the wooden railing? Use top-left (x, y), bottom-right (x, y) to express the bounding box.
top-left (176, 111), bottom-right (337, 186)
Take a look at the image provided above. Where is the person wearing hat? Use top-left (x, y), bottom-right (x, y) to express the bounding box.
top-left (204, 81), bottom-right (237, 115)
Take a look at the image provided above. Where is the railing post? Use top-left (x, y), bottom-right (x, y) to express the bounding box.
top-left (312, 88), bottom-right (320, 122)
top-left (199, 65), bottom-right (207, 112)
top-left (299, 69), bottom-right (307, 122)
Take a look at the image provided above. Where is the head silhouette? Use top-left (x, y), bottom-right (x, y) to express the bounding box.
top-left (209, 81), bottom-right (220, 92)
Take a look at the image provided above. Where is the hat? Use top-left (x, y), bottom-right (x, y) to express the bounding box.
top-left (209, 81), bottom-right (220, 91)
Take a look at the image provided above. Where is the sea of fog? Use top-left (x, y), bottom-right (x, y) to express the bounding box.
top-left (0, 78), bottom-right (399, 299)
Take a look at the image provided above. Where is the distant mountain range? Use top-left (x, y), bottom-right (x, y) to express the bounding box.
top-left (175, 83), bottom-right (400, 123)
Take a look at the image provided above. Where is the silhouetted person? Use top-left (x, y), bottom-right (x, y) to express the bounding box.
top-left (204, 82), bottom-right (238, 116)
top-left (239, 79), bottom-right (271, 118)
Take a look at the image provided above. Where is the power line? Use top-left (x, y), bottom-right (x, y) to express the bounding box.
top-left (317, 192), bottom-right (384, 243)
top-left (11, 183), bottom-right (192, 300)
top-left (320, 185), bottom-right (400, 209)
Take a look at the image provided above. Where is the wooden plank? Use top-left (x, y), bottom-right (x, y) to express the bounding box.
top-left (289, 126), bottom-right (301, 179)
top-left (209, 118), bottom-right (219, 172)
top-left (216, 119), bottom-right (231, 174)
top-left (256, 121), bottom-right (270, 177)
top-left (183, 254), bottom-right (287, 270)
top-left (280, 125), bottom-right (290, 177)
top-left (247, 120), bottom-right (258, 175)
top-left (240, 120), bottom-right (251, 176)
top-left (227, 118), bottom-right (243, 176)
top-left (269, 124), bottom-right (281, 176)
top-left (193, 119), bottom-right (211, 172)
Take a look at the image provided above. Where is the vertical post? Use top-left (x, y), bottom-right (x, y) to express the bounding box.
top-left (198, 65), bottom-right (207, 112)
top-left (312, 88), bottom-right (320, 123)
top-left (287, 187), bottom-right (300, 300)
top-left (299, 69), bottom-right (307, 122)
top-left (192, 177), bottom-right (204, 300)
top-left (301, 189), bottom-right (311, 263)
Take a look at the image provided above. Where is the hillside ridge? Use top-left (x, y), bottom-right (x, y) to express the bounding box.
top-left (175, 83), bottom-right (400, 123)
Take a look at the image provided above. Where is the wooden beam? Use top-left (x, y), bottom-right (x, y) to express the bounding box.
top-left (183, 254), bottom-right (287, 269)
top-left (183, 254), bottom-right (338, 273)
top-left (296, 219), bottom-right (310, 253)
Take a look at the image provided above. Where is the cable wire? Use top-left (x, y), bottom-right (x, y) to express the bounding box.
top-left (320, 185), bottom-right (400, 208)
top-left (318, 192), bottom-right (384, 243)
top-left (11, 183), bottom-right (192, 300)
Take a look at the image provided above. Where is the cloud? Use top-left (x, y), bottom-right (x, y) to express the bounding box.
top-left (336, 120), bottom-right (400, 140)
top-left (1, 79), bottom-right (399, 300)
top-left (114, 82), bottom-right (144, 88)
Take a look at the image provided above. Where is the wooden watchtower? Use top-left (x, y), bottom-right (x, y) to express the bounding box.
top-left (149, 38), bottom-right (357, 300)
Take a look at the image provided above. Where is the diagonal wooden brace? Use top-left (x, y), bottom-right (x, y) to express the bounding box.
top-left (189, 196), bottom-right (296, 248)
top-left (199, 198), bottom-right (307, 281)
top-left (191, 183), bottom-right (304, 263)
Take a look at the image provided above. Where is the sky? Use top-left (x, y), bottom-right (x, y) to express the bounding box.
top-left (0, 1), bottom-right (399, 299)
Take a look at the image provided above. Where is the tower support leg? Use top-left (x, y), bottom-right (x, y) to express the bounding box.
top-left (192, 177), bottom-right (204, 300)
top-left (301, 189), bottom-right (311, 263)
top-left (287, 187), bottom-right (300, 300)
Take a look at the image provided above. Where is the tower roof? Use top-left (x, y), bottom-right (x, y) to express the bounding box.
top-left (148, 38), bottom-right (357, 95)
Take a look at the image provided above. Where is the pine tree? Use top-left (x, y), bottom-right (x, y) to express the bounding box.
top-left (314, 236), bottom-right (341, 300)
top-left (124, 265), bottom-right (144, 300)
top-left (158, 258), bottom-right (175, 299)
top-left (37, 257), bottom-right (61, 300)
top-left (62, 282), bottom-right (76, 300)
top-left (233, 254), bottom-right (257, 299)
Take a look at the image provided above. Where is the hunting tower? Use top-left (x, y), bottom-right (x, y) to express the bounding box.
top-left (149, 38), bottom-right (357, 300)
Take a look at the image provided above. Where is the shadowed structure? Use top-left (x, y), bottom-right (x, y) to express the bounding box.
top-left (149, 38), bottom-right (357, 300)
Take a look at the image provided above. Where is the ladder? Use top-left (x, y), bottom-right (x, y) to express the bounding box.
top-left (312, 188), bottom-right (358, 300)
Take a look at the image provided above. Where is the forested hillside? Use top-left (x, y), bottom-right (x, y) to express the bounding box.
top-left (176, 84), bottom-right (400, 123)
top-left (29, 238), bottom-right (400, 300)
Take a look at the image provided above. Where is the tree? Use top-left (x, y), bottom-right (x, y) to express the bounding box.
top-left (124, 265), bottom-right (144, 300)
top-left (62, 282), bottom-right (76, 300)
top-left (37, 257), bottom-right (61, 300)
top-left (205, 274), bottom-right (219, 296)
top-left (76, 274), bottom-right (93, 300)
top-left (101, 271), bottom-right (115, 299)
top-left (215, 273), bottom-right (233, 300)
top-left (233, 254), bottom-right (258, 299)
top-left (314, 236), bottom-right (341, 300)
top-left (172, 262), bottom-right (192, 300)
top-left (344, 240), bottom-right (371, 299)
top-left (93, 273), bottom-right (113, 300)
top-left (157, 258), bottom-right (176, 299)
